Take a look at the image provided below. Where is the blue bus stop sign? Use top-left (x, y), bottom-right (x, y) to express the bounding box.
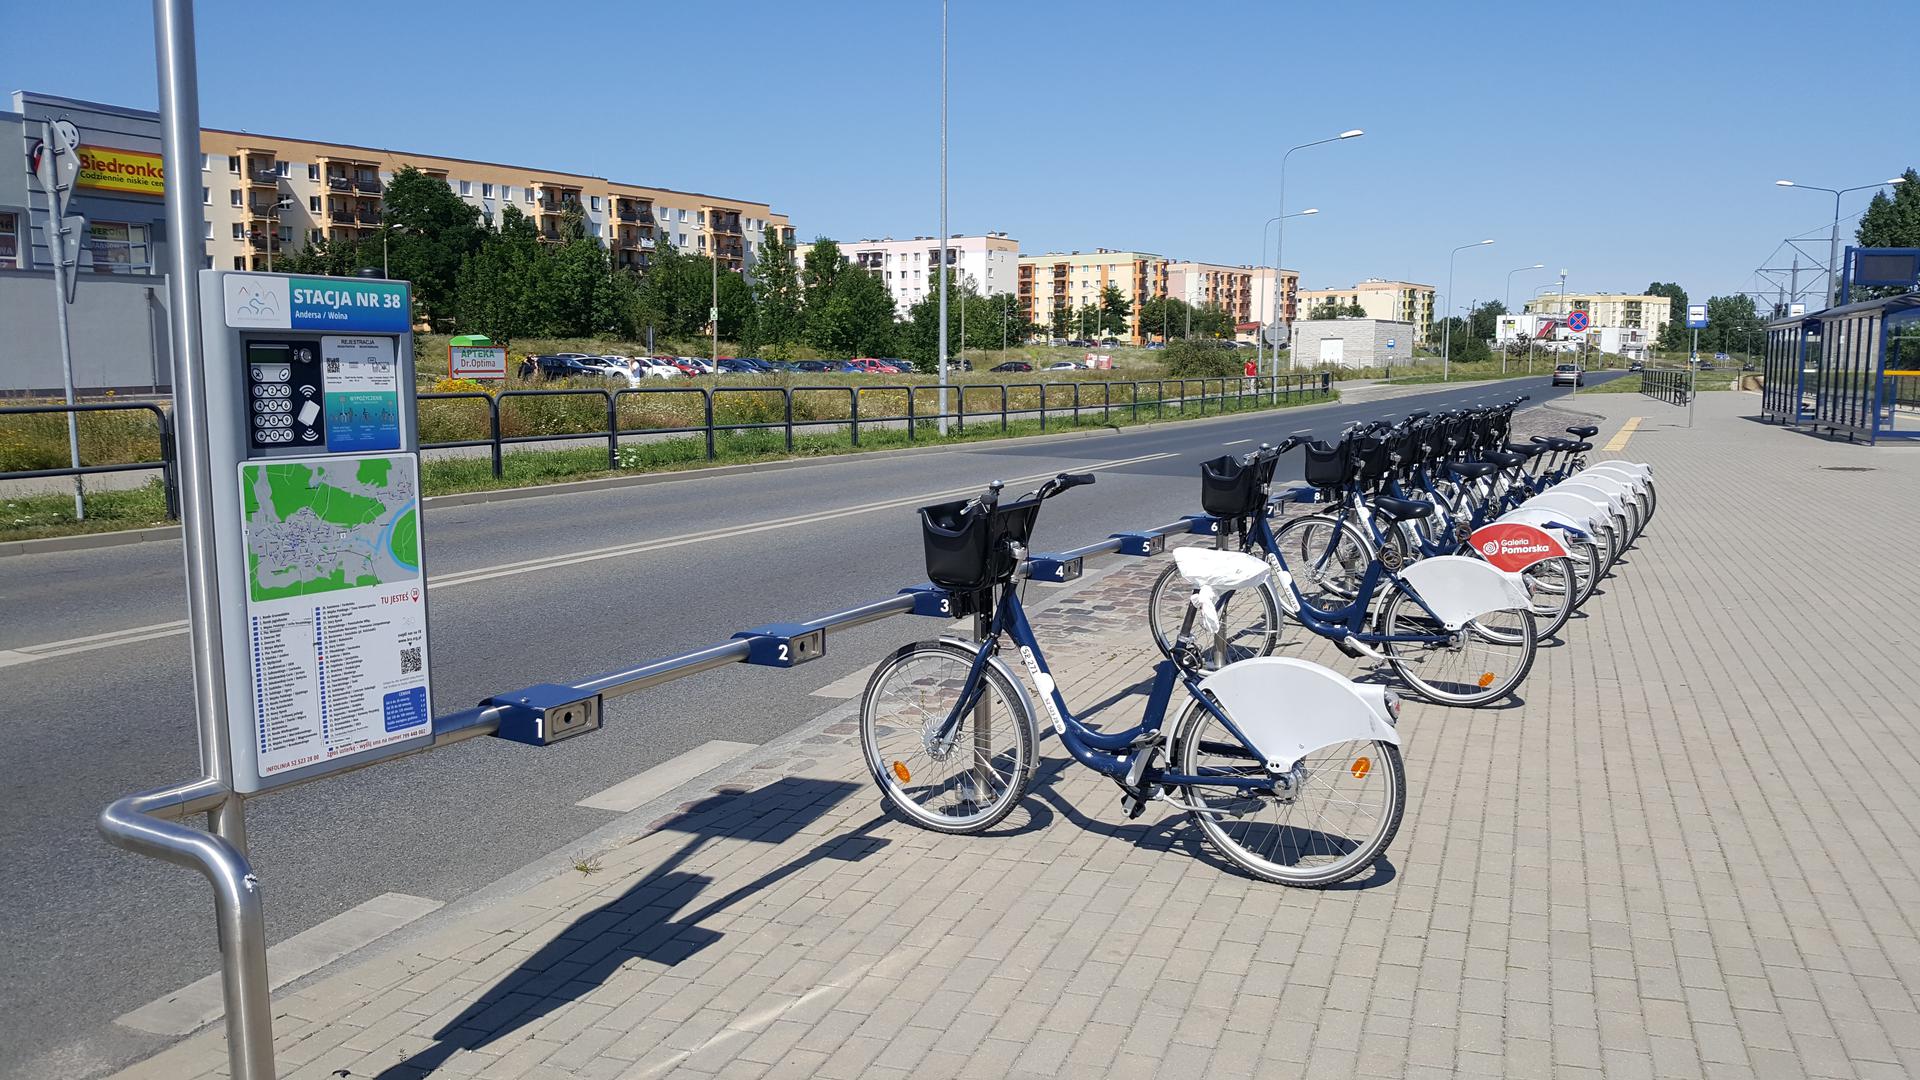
top-left (1386, 338), bottom-right (1395, 349)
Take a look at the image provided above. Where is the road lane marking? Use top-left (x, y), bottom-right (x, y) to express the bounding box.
top-left (1, 451), bottom-right (1176, 666)
top-left (1603, 417), bottom-right (1642, 453)
top-left (1223, 439), bottom-right (1251, 445)
top-left (575, 740), bottom-right (758, 813)
top-left (116, 892), bottom-right (441, 1035)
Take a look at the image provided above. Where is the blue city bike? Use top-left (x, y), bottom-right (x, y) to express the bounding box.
top-left (1145, 436), bottom-right (1539, 707)
top-left (859, 473), bottom-right (1406, 887)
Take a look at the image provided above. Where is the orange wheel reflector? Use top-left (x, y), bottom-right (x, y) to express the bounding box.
top-left (1478, 671), bottom-right (1497, 688)
top-left (891, 761), bottom-right (912, 784)
top-left (1350, 756), bottom-right (1372, 779)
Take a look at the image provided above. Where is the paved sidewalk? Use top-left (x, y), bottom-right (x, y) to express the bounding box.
top-left (113, 390), bottom-right (1920, 1080)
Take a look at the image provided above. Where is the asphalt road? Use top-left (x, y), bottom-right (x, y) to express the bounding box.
top-left (0, 373), bottom-right (1616, 1078)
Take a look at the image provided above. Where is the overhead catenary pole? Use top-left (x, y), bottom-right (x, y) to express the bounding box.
top-left (1775, 176), bottom-right (1906, 310)
top-left (935, 0), bottom-right (949, 434)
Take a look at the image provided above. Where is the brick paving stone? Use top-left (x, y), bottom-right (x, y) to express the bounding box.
top-left (106, 392), bottom-right (1920, 1080)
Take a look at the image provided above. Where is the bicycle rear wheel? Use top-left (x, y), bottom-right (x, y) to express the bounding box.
top-left (1172, 698), bottom-right (1403, 887)
top-left (1378, 585), bottom-right (1536, 706)
top-left (1146, 560), bottom-right (1283, 668)
top-left (1516, 555), bottom-right (1576, 639)
top-left (1272, 513), bottom-right (1375, 609)
top-left (859, 641), bottom-right (1036, 833)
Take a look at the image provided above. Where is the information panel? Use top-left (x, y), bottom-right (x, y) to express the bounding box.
top-left (237, 452), bottom-right (430, 777)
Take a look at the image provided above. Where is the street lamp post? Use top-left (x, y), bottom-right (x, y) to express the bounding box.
top-left (1270, 129), bottom-right (1362, 377)
top-left (936, 0), bottom-right (950, 434)
top-left (1501, 264), bottom-right (1544, 373)
top-left (381, 222), bottom-right (411, 279)
top-left (1775, 177), bottom-right (1906, 309)
top-left (1442, 239), bottom-right (1494, 381)
top-left (1255, 208), bottom-right (1317, 371)
top-left (261, 196), bottom-right (293, 272)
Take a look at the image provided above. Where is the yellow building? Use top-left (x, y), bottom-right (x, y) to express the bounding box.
top-left (198, 129), bottom-right (792, 276)
top-left (1016, 250), bottom-right (1168, 343)
top-left (1164, 261), bottom-right (1253, 327)
top-left (1522, 292), bottom-right (1671, 338)
top-left (1297, 279), bottom-right (1435, 341)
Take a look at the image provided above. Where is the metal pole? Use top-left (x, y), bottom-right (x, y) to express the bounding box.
top-left (935, 0), bottom-right (950, 435)
top-left (1827, 189), bottom-right (1842, 311)
top-left (43, 178), bottom-right (85, 520)
top-left (1443, 257), bottom-right (1454, 381)
top-left (710, 234), bottom-right (719, 366)
top-left (1688, 327), bottom-right (1698, 428)
top-left (153, 0), bottom-right (274, 1075)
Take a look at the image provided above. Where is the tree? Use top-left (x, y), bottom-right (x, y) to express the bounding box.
top-left (452, 206), bottom-right (541, 342)
top-left (1857, 167), bottom-right (1920, 250)
top-left (1469, 300), bottom-right (1506, 345)
top-left (1703, 294), bottom-right (1763, 356)
top-left (381, 166), bottom-right (486, 330)
top-left (1073, 302), bottom-right (1102, 339)
top-left (1645, 282), bottom-right (1690, 351)
top-left (811, 269), bottom-right (898, 357)
top-left (1098, 284), bottom-right (1132, 337)
top-left (277, 233), bottom-right (377, 278)
top-left (1138, 295), bottom-right (1189, 340)
top-left (1049, 303), bottom-right (1071, 340)
top-left (1305, 300), bottom-right (1366, 320)
top-left (1191, 302), bottom-right (1236, 339)
top-left (748, 230), bottom-right (806, 357)
top-left (801, 238), bottom-right (846, 316)
top-left (1161, 339), bottom-right (1242, 377)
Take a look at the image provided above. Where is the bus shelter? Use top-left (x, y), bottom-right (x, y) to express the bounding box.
top-left (1767, 293), bottom-right (1920, 443)
top-left (1761, 314), bottom-right (1820, 425)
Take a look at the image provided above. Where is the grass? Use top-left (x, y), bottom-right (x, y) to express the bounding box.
top-left (1579, 369), bottom-right (1742, 394)
top-left (1, 386), bottom-right (1336, 543)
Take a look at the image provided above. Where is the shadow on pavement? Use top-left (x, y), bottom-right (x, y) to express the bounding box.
top-left (379, 777), bottom-right (880, 1079)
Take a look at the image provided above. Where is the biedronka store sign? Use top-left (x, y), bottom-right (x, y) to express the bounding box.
top-left (75, 145), bottom-right (166, 197)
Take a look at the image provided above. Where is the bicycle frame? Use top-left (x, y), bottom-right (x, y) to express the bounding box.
top-left (1240, 503), bottom-right (1456, 648)
top-left (930, 583), bottom-right (1275, 792)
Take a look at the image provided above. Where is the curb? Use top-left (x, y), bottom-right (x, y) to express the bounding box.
top-left (1, 392), bottom-right (1338, 555)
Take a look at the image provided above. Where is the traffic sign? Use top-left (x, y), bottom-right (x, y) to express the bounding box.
top-left (1566, 310), bottom-right (1590, 333)
top-left (1686, 304), bottom-right (1708, 329)
top-left (1263, 323), bottom-right (1290, 347)
top-left (1385, 338), bottom-right (1396, 349)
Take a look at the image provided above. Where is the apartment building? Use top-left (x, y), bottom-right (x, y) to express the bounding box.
top-left (1016, 250), bottom-right (1168, 343)
top-left (1296, 279), bottom-right (1435, 341)
top-left (1521, 292), bottom-right (1672, 338)
top-left (839, 233), bottom-right (1018, 317)
top-left (1248, 267), bottom-right (1302, 329)
top-left (1164, 261), bottom-right (1253, 326)
top-left (197, 130), bottom-right (793, 276)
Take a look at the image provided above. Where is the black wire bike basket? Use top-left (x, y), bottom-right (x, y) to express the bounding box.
top-left (1199, 453), bottom-right (1277, 518)
top-left (920, 496), bottom-right (1043, 590)
top-left (1302, 440), bottom-right (1351, 488)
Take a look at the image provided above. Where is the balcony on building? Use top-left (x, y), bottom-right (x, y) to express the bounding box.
top-left (539, 222), bottom-right (564, 242)
top-left (247, 234), bottom-right (280, 252)
top-left (356, 207), bottom-right (381, 226)
top-left (245, 154), bottom-right (279, 187)
top-left (617, 228), bottom-right (655, 251)
top-left (328, 206), bottom-right (356, 225)
top-left (709, 210), bottom-right (743, 235)
top-left (538, 187), bottom-right (583, 216)
top-left (616, 198), bottom-right (653, 224)
top-left (617, 250), bottom-right (650, 272)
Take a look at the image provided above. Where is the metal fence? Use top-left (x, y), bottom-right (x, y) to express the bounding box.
top-left (0, 400), bottom-right (180, 517)
top-left (1639, 367), bottom-right (1692, 407)
top-left (416, 373), bottom-right (1333, 477)
top-left (2, 376), bottom-right (1332, 514)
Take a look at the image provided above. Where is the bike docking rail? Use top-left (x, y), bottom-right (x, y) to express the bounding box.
top-left (96, 501), bottom-right (1219, 1080)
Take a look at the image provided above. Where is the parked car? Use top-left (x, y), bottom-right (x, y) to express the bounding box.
top-left (535, 354), bottom-right (614, 380)
top-left (1047, 337), bottom-right (1069, 347)
top-left (880, 358), bottom-right (918, 373)
top-left (842, 358), bottom-right (900, 375)
top-left (945, 358), bottom-right (970, 372)
top-left (1145, 342), bottom-right (1167, 350)
top-left (1552, 362), bottom-right (1584, 387)
top-left (1098, 337), bottom-right (1120, 347)
top-left (1045, 361), bottom-right (1081, 371)
top-left (1697, 357), bottom-right (1716, 370)
top-left (715, 357), bottom-right (765, 374)
top-left (991, 360), bottom-right (1033, 373)
top-left (755, 358), bottom-right (796, 372)
top-left (1628, 360), bottom-right (1645, 372)
top-left (677, 356), bottom-right (715, 374)
top-left (793, 360), bottom-right (840, 374)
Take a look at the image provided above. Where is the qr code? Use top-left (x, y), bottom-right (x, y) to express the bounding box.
top-left (399, 646), bottom-right (422, 674)
top-left (326, 359), bottom-right (341, 374)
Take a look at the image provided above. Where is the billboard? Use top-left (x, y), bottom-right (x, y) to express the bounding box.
top-left (450, 345), bottom-right (508, 379)
top-left (75, 145), bottom-right (166, 197)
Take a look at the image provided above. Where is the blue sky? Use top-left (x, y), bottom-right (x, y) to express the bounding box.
top-left (11, 0), bottom-right (1912, 314)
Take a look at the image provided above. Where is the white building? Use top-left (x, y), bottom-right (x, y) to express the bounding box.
top-left (838, 233), bottom-right (1019, 317)
top-left (1291, 318), bottom-right (1417, 369)
top-left (1496, 313), bottom-right (1650, 360)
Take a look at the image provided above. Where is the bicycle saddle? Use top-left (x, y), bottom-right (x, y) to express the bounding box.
top-left (1565, 425), bottom-right (1599, 438)
top-left (1484, 450), bottom-right (1529, 468)
top-left (1443, 461), bottom-right (1499, 479)
top-left (1568, 441), bottom-right (1593, 453)
top-left (1372, 496), bottom-right (1434, 521)
top-left (1531, 436), bottom-right (1576, 451)
top-left (1503, 442), bottom-right (1546, 458)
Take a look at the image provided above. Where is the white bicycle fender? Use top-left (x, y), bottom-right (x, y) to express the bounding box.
top-left (1557, 480), bottom-right (1628, 516)
top-left (1496, 505), bottom-right (1585, 543)
top-left (1396, 554), bottom-right (1533, 631)
top-left (1523, 491), bottom-right (1607, 531)
top-left (1196, 657), bottom-right (1398, 772)
top-left (1574, 466), bottom-right (1646, 495)
top-left (1590, 460), bottom-right (1652, 479)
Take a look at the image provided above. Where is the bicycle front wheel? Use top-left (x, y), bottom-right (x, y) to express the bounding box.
top-left (859, 641), bottom-right (1036, 834)
top-left (1516, 554), bottom-right (1576, 639)
top-left (1173, 698), bottom-right (1403, 887)
top-left (1273, 512), bottom-right (1376, 609)
top-left (1146, 560), bottom-right (1283, 668)
top-left (1378, 585), bottom-right (1537, 706)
